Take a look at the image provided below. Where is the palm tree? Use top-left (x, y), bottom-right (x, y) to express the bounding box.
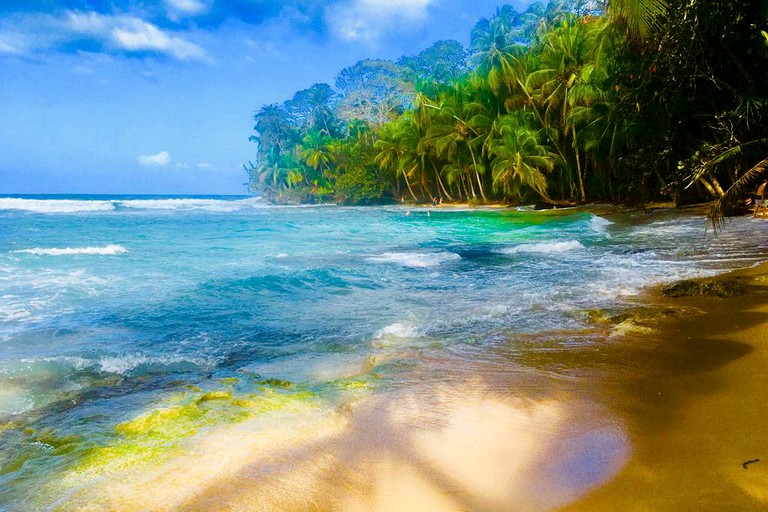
top-left (425, 85), bottom-right (489, 202)
top-left (374, 119), bottom-right (420, 201)
top-left (604, 0), bottom-right (669, 42)
top-left (488, 114), bottom-right (556, 201)
top-left (300, 130), bottom-right (335, 184)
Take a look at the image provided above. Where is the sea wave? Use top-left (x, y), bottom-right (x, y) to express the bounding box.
top-left (0, 198), bottom-right (115, 213)
top-left (0, 197), bottom-right (267, 214)
top-left (96, 354), bottom-right (210, 374)
top-left (589, 215), bottom-right (613, 234)
top-left (374, 321), bottom-right (421, 339)
top-left (18, 354), bottom-right (213, 375)
top-left (14, 245), bottom-right (128, 256)
top-left (118, 198), bottom-right (262, 212)
top-left (500, 240), bottom-right (585, 255)
top-left (366, 251), bottom-right (461, 268)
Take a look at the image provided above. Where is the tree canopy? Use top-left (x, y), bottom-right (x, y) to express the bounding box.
top-left (247, 0), bottom-right (768, 218)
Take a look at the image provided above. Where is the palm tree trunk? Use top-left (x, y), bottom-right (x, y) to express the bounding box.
top-left (711, 177), bottom-right (726, 197)
top-left (573, 127), bottom-right (587, 202)
top-left (403, 171), bottom-right (419, 202)
top-left (433, 162), bottom-right (454, 201)
top-left (698, 177), bottom-right (719, 199)
top-left (467, 145), bottom-right (487, 202)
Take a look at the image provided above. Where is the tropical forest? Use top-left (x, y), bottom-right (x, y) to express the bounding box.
top-left (246, 0), bottom-right (768, 220)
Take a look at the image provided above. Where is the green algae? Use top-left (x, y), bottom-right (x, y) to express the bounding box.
top-left (264, 378), bottom-right (292, 388)
top-left (662, 278), bottom-right (747, 298)
top-left (0, 452), bottom-right (30, 476)
top-left (33, 430), bottom-right (81, 455)
top-left (67, 384), bottom-right (321, 478)
top-left (195, 391), bottom-right (233, 404)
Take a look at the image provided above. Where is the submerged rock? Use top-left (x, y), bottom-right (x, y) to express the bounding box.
top-left (661, 278), bottom-right (747, 298)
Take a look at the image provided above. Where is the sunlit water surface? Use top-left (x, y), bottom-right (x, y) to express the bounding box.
top-left (2, 196), bottom-right (768, 510)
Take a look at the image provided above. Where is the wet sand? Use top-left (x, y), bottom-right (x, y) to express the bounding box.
top-left (59, 263), bottom-right (768, 511)
top-left (561, 262), bottom-right (768, 511)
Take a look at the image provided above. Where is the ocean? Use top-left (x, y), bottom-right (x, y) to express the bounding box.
top-left (1, 195), bottom-right (768, 510)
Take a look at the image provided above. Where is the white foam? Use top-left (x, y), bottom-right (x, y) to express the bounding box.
top-left (14, 245), bottom-right (128, 256)
top-left (118, 198), bottom-right (263, 212)
top-left (0, 197), bottom-right (267, 214)
top-left (367, 251), bottom-right (460, 268)
top-left (96, 354), bottom-right (212, 374)
top-left (500, 240), bottom-right (584, 255)
top-left (0, 198), bottom-right (115, 213)
top-left (374, 322), bottom-right (421, 339)
top-left (589, 215), bottom-right (613, 234)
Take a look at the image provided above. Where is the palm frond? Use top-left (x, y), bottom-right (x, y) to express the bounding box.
top-left (710, 156), bottom-right (768, 232)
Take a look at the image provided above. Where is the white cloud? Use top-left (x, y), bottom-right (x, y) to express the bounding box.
top-left (165, 0), bottom-right (209, 15)
top-left (164, 0), bottom-right (210, 23)
top-left (0, 11), bottom-right (207, 61)
top-left (196, 162), bottom-right (214, 170)
top-left (65, 12), bottom-right (206, 61)
top-left (138, 151), bottom-right (172, 167)
top-left (112, 19), bottom-right (206, 60)
top-left (0, 37), bottom-right (20, 55)
top-left (326, 0), bottom-right (434, 43)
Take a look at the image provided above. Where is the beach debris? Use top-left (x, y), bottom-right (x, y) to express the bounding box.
top-left (661, 278), bottom-right (747, 298)
top-left (742, 458), bottom-right (760, 469)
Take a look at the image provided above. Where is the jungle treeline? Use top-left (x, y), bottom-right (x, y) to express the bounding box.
top-left (246, 0), bottom-right (768, 216)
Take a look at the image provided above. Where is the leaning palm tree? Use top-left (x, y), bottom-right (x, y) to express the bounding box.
top-left (687, 139), bottom-right (768, 231)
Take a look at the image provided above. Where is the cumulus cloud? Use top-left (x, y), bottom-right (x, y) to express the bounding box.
top-left (67, 12), bottom-right (207, 60)
top-left (326, 0), bottom-right (434, 43)
top-left (0, 10), bottom-right (207, 61)
top-left (138, 151), bottom-right (172, 167)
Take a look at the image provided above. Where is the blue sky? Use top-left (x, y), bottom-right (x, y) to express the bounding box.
top-left (0, 0), bottom-right (530, 195)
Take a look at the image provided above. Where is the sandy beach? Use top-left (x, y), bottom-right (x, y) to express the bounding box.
top-left (562, 262), bottom-right (768, 510)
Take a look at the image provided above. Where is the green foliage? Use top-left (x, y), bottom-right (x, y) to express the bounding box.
top-left (336, 135), bottom-right (391, 205)
top-left (246, 0), bottom-right (768, 217)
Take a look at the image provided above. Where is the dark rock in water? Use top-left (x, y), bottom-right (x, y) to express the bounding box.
top-left (661, 278), bottom-right (747, 298)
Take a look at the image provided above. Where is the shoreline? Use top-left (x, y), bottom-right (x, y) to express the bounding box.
top-left (61, 265), bottom-right (768, 511)
top-left (562, 262), bottom-right (768, 510)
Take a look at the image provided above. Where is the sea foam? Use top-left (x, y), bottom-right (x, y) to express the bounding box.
top-left (374, 322), bottom-right (421, 339)
top-left (14, 245), bottom-right (128, 256)
top-left (500, 240), bottom-right (584, 255)
top-left (0, 198), bottom-right (115, 213)
top-left (118, 198), bottom-right (261, 212)
top-left (589, 215), bottom-right (613, 234)
top-left (366, 251), bottom-right (460, 268)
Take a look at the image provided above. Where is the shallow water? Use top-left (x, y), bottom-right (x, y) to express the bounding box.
top-left (2, 196), bottom-right (768, 510)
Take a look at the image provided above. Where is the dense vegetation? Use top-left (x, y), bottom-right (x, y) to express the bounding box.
top-left (246, 0), bottom-right (768, 218)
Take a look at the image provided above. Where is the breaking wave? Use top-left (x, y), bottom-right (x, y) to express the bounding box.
top-left (500, 240), bottom-right (585, 255)
top-left (366, 251), bottom-right (461, 268)
top-left (14, 245), bottom-right (128, 256)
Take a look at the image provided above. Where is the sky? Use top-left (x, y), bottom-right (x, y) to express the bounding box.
top-left (0, 0), bottom-right (531, 195)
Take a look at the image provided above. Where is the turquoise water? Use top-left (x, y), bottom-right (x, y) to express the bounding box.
top-left (2, 195), bottom-right (768, 509)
